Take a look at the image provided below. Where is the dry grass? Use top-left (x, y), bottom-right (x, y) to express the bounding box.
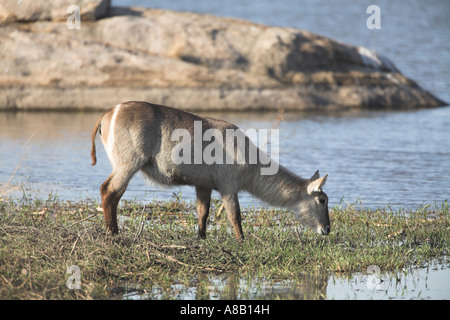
top-left (0, 197), bottom-right (448, 299)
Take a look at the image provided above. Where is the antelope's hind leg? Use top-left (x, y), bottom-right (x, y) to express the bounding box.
top-left (100, 169), bottom-right (136, 234)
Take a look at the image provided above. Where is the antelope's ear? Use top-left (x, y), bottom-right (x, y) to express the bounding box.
top-left (310, 170), bottom-right (320, 181)
top-left (307, 174), bottom-right (328, 195)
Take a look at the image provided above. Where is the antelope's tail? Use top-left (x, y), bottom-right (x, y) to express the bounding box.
top-left (91, 115), bottom-right (104, 166)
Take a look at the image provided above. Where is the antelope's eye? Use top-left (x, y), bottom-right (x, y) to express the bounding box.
top-left (319, 198), bottom-right (326, 204)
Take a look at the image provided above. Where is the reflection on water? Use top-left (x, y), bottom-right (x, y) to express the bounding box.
top-left (122, 272), bottom-right (328, 300)
top-left (328, 261), bottom-right (450, 300)
top-left (121, 260), bottom-right (450, 300)
top-left (1, 107), bottom-right (449, 210)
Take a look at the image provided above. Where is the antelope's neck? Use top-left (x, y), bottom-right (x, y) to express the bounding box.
top-left (243, 164), bottom-right (308, 209)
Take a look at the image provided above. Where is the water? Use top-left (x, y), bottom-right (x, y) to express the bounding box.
top-left (1, 108), bottom-right (449, 209)
top-left (122, 260), bottom-right (450, 300)
top-left (2, 0), bottom-right (448, 207)
top-left (1, 0), bottom-right (449, 300)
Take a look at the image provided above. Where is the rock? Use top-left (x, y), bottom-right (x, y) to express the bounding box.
top-left (0, 0), bottom-right (110, 23)
top-left (0, 4), bottom-right (446, 111)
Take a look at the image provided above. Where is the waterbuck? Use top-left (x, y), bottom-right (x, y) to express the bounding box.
top-left (91, 101), bottom-right (330, 239)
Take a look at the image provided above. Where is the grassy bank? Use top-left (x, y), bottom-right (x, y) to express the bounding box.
top-left (0, 196), bottom-right (448, 299)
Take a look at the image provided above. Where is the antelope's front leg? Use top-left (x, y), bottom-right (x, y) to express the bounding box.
top-left (196, 187), bottom-right (212, 239)
top-left (220, 192), bottom-right (244, 240)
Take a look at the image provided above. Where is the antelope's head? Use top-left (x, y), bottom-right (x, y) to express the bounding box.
top-left (295, 170), bottom-right (330, 235)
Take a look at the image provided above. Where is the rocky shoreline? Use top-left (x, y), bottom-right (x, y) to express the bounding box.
top-left (0, 0), bottom-right (446, 111)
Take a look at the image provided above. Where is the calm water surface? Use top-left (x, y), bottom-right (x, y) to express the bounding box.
top-left (3, 0), bottom-right (448, 206)
top-left (1, 0), bottom-right (449, 300)
top-left (122, 260), bottom-right (450, 300)
top-left (1, 107), bottom-right (449, 209)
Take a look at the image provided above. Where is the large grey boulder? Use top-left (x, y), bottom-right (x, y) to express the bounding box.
top-left (0, 5), bottom-right (445, 111)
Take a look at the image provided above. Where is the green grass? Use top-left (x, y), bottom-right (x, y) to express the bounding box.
top-left (0, 196), bottom-right (448, 299)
